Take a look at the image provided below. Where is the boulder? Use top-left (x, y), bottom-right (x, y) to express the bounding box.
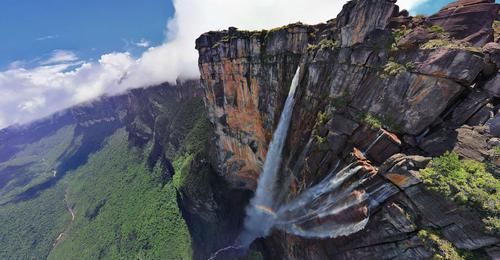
top-left (483, 42), bottom-right (500, 68)
top-left (380, 154), bottom-right (431, 190)
top-left (454, 126), bottom-right (490, 161)
top-left (418, 128), bottom-right (458, 156)
top-left (351, 127), bottom-right (402, 164)
top-left (398, 26), bottom-right (435, 49)
top-left (487, 246), bottom-right (500, 259)
top-left (467, 103), bottom-right (494, 126)
top-left (415, 48), bottom-right (485, 85)
top-left (326, 114), bottom-right (360, 135)
top-left (336, 0), bottom-right (397, 47)
top-left (428, 0), bottom-right (499, 46)
top-left (450, 89), bottom-right (491, 126)
top-left (483, 73), bottom-right (500, 98)
top-left (487, 113), bottom-right (500, 137)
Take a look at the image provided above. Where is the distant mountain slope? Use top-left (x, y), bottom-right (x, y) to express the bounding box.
top-left (0, 82), bottom-right (207, 259)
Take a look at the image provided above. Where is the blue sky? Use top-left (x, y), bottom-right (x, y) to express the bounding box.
top-left (0, 0), bottom-right (479, 69)
top-left (412, 0), bottom-right (456, 15)
top-left (0, 0), bottom-right (174, 69)
top-left (0, 0), bottom-right (495, 129)
top-left (412, 0), bottom-right (500, 15)
top-left (0, 0), bottom-right (474, 69)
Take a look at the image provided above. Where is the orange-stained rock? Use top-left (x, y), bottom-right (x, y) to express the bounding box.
top-left (384, 172), bottom-right (421, 189)
top-left (196, 24), bottom-right (311, 189)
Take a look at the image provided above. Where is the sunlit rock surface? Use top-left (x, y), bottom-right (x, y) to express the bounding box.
top-left (193, 0), bottom-right (500, 259)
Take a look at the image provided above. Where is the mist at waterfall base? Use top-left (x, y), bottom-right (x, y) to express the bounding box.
top-left (208, 68), bottom-right (396, 259)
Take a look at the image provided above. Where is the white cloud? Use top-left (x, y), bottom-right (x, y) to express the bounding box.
top-left (18, 97), bottom-right (46, 112)
top-left (8, 60), bottom-right (26, 69)
top-left (401, 0), bottom-right (432, 11)
top-left (0, 0), bottom-right (425, 129)
top-left (40, 50), bottom-right (79, 65)
top-left (118, 0), bottom-right (428, 89)
top-left (0, 113), bottom-right (5, 129)
top-left (36, 35), bottom-right (58, 41)
top-left (0, 52), bottom-right (134, 127)
top-left (135, 39), bottom-right (151, 48)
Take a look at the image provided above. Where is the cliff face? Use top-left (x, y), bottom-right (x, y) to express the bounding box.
top-left (193, 0), bottom-right (500, 259)
top-left (196, 25), bottom-right (312, 190)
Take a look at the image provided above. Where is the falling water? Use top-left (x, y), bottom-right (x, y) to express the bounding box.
top-left (362, 129), bottom-right (384, 156)
top-left (238, 66), bottom-right (301, 247)
top-left (209, 68), bottom-right (397, 259)
top-left (274, 163), bottom-right (371, 238)
top-left (207, 245), bottom-right (244, 260)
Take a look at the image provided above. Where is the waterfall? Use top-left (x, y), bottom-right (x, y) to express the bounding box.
top-left (238, 66), bottom-right (301, 247)
top-left (274, 163), bottom-right (370, 239)
top-left (210, 67), bottom-right (398, 258)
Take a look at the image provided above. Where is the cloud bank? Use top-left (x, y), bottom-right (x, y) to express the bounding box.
top-left (0, 0), bottom-right (426, 129)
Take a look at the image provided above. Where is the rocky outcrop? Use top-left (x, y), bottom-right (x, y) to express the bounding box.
top-left (428, 0), bottom-right (499, 46)
top-left (336, 0), bottom-right (397, 47)
top-left (194, 0), bottom-right (500, 259)
top-left (196, 24), bottom-right (313, 189)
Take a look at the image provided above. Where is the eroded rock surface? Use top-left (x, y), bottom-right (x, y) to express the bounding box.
top-left (429, 0), bottom-right (499, 46)
top-left (191, 0), bottom-right (500, 259)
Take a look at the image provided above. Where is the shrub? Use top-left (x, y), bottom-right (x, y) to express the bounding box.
top-left (494, 20), bottom-right (500, 42)
top-left (417, 230), bottom-right (463, 260)
top-left (308, 39), bottom-right (338, 51)
top-left (483, 217), bottom-right (500, 235)
top-left (361, 113), bottom-right (383, 129)
top-left (317, 111), bottom-right (329, 125)
top-left (307, 44), bottom-right (319, 51)
top-left (392, 25), bottom-right (412, 43)
top-left (268, 24), bottom-right (290, 34)
top-left (405, 61), bottom-right (416, 71)
top-left (420, 152), bottom-right (499, 235)
top-left (420, 37), bottom-right (481, 52)
top-left (314, 135), bottom-right (329, 151)
top-left (383, 61), bottom-right (407, 76)
top-left (413, 15), bottom-right (426, 20)
top-left (318, 39), bottom-right (338, 50)
top-left (391, 25), bottom-right (412, 50)
top-left (358, 112), bottom-right (403, 133)
top-left (429, 25), bottom-right (446, 34)
top-left (246, 250), bottom-right (264, 260)
top-left (329, 90), bottom-right (350, 109)
top-left (493, 146), bottom-right (500, 157)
